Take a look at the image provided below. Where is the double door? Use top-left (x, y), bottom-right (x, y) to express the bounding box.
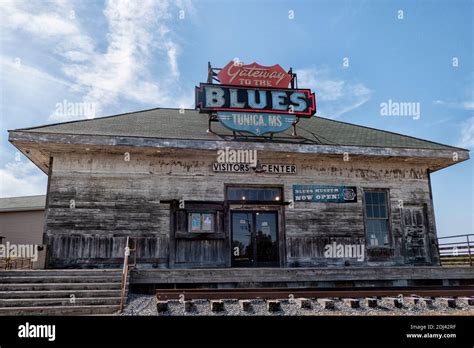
top-left (231, 211), bottom-right (279, 267)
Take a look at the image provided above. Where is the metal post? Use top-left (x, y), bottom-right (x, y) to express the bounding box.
top-left (467, 235), bottom-right (472, 266)
top-left (206, 62), bottom-right (215, 133)
top-left (289, 68), bottom-right (294, 89)
top-left (207, 61), bottom-right (212, 84)
top-left (119, 237), bottom-right (130, 313)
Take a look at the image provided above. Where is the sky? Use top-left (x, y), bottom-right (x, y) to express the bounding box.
top-left (0, 0), bottom-right (472, 237)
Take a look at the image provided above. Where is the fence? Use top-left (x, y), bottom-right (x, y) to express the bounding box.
top-left (438, 234), bottom-right (473, 266)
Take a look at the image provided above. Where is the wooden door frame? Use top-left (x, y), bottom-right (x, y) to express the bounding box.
top-left (230, 210), bottom-right (280, 267)
top-left (224, 184), bottom-right (287, 268)
top-left (228, 205), bottom-right (286, 268)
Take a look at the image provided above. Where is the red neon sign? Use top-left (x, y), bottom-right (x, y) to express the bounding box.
top-left (218, 61), bottom-right (293, 88)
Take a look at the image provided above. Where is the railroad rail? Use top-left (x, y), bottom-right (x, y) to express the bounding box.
top-left (156, 286), bottom-right (474, 301)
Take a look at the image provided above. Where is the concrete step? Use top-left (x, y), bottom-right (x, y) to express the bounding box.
top-left (0, 305), bottom-right (120, 316)
top-left (0, 269), bottom-right (128, 315)
top-left (0, 289), bottom-right (123, 299)
top-left (0, 282), bottom-right (122, 291)
top-left (0, 297), bottom-right (121, 307)
top-left (0, 275), bottom-right (122, 283)
top-left (0, 269), bottom-right (122, 277)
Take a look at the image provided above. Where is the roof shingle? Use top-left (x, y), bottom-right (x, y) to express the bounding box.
top-left (14, 108), bottom-right (466, 151)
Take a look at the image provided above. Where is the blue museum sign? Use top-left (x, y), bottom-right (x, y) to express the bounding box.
top-left (293, 185), bottom-right (358, 203)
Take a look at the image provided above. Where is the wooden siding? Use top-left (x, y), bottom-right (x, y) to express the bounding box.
top-left (44, 149), bottom-right (439, 268)
top-left (130, 266), bottom-right (474, 285)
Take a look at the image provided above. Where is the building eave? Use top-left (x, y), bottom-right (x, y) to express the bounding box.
top-left (9, 130), bottom-right (470, 173)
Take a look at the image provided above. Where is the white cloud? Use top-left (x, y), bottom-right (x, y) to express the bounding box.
top-left (0, 0), bottom-right (195, 197)
top-left (433, 99), bottom-right (474, 111)
top-left (0, 0), bottom-right (193, 121)
top-left (458, 116), bottom-right (474, 149)
top-left (0, 161), bottom-right (46, 197)
top-left (0, 55), bottom-right (77, 127)
top-left (1, 0), bottom-right (95, 55)
top-left (0, 56), bottom-right (71, 88)
top-left (424, 116), bottom-right (454, 128)
top-left (296, 67), bottom-right (372, 118)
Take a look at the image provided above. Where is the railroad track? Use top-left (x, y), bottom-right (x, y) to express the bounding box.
top-left (156, 286), bottom-right (474, 301)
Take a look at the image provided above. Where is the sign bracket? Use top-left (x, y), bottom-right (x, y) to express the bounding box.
top-left (206, 61), bottom-right (220, 133)
top-left (207, 61), bottom-right (221, 84)
top-left (292, 117), bottom-right (300, 136)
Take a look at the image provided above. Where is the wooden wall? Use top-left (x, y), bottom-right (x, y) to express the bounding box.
top-left (44, 148), bottom-right (439, 268)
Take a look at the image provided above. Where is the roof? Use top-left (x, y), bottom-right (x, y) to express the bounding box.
top-left (13, 108), bottom-right (467, 151)
top-left (0, 195), bottom-right (46, 212)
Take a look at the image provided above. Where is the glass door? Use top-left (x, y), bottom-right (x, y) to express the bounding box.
top-left (255, 212), bottom-right (279, 266)
top-left (231, 212), bottom-right (253, 267)
top-left (231, 211), bottom-right (279, 267)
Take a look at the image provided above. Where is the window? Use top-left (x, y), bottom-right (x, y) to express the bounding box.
top-left (364, 190), bottom-right (390, 247)
top-left (227, 187), bottom-right (282, 202)
top-left (188, 212), bottom-right (215, 232)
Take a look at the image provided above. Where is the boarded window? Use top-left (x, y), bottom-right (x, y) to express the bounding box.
top-left (364, 191), bottom-right (390, 247)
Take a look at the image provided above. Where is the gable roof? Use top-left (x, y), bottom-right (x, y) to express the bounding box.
top-left (12, 108), bottom-right (467, 151)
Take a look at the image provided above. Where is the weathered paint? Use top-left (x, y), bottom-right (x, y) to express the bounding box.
top-left (38, 147), bottom-right (443, 269)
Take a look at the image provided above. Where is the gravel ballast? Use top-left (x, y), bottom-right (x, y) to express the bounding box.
top-left (121, 294), bottom-right (474, 316)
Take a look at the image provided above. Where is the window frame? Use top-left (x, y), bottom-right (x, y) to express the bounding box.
top-left (187, 211), bottom-right (216, 233)
top-left (225, 184), bottom-right (284, 204)
top-left (362, 189), bottom-right (392, 248)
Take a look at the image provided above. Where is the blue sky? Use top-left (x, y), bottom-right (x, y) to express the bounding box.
top-left (0, 0), bottom-right (472, 237)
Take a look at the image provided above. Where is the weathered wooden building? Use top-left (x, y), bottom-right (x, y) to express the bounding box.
top-left (8, 108), bottom-right (469, 274)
